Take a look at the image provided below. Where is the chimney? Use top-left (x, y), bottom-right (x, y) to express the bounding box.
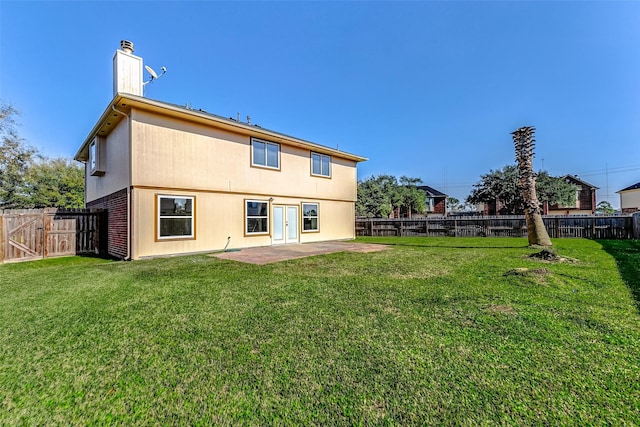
top-left (113, 40), bottom-right (143, 97)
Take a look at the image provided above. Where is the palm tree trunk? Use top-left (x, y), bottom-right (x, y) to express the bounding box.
top-left (512, 126), bottom-right (552, 247)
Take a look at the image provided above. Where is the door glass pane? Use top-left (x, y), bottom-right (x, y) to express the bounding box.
top-left (273, 207), bottom-right (283, 241)
top-left (287, 207), bottom-right (298, 240)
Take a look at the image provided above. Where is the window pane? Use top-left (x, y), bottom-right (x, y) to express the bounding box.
top-left (266, 143), bottom-right (279, 168)
top-left (247, 201), bottom-right (267, 216)
top-left (312, 154), bottom-right (321, 175)
top-left (247, 218), bottom-right (268, 233)
top-left (160, 218), bottom-right (192, 237)
top-left (303, 204), bottom-right (318, 216)
top-left (321, 156), bottom-right (330, 176)
top-left (304, 218), bottom-right (318, 231)
top-left (89, 142), bottom-right (96, 170)
top-left (160, 197), bottom-right (192, 216)
top-left (253, 141), bottom-right (265, 166)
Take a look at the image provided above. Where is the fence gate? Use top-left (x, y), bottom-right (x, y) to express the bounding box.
top-left (2, 211), bottom-right (45, 262)
top-left (1, 208), bottom-right (104, 263)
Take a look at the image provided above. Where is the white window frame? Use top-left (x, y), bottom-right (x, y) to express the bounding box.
top-left (157, 195), bottom-right (195, 240)
top-left (245, 199), bottom-right (270, 235)
top-left (251, 138), bottom-right (280, 170)
top-left (426, 197), bottom-right (435, 213)
top-left (302, 202), bottom-right (319, 232)
top-left (89, 136), bottom-right (105, 176)
top-left (311, 152), bottom-right (331, 178)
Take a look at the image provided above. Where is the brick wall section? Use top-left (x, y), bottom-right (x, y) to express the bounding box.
top-left (87, 188), bottom-right (129, 259)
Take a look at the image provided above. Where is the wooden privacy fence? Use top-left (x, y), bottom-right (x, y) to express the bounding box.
top-left (0, 208), bottom-right (106, 263)
top-left (356, 215), bottom-right (637, 240)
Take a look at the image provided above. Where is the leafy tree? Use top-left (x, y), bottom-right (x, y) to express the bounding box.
top-left (356, 174), bottom-right (426, 218)
top-left (596, 201), bottom-right (616, 214)
top-left (446, 197), bottom-right (464, 212)
top-left (0, 104), bottom-right (39, 209)
top-left (356, 174), bottom-right (397, 218)
top-left (466, 165), bottom-right (577, 215)
top-left (397, 176), bottom-right (426, 218)
top-left (1, 103), bottom-right (84, 209)
top-left (24, 158), bottom-right (84, 208)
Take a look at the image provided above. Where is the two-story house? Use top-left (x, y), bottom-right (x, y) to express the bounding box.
top-left (74, 41), bottom-right (366, 260)
top-left (546, 175), bottom-right (597, 215)
top-left (617, 181), bottom-right (640, 214)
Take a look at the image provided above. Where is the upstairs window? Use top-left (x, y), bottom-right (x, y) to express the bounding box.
top-left (311, 152), bottom-right (331, 177)
top-left (157, 195), bottom-right (195, 240)
top-left (252, 138), bottom-right (280, 169)
top-left (426, 197), bottom-right (435, 212)
top-left (89, 136), bottom-right (106, 176)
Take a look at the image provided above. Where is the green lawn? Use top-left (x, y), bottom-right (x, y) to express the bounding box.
top-left (1, 238), bottom-right (639, 425)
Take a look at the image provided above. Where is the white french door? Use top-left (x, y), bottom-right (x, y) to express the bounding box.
top-left (272, 205), bottom-right (299, 244)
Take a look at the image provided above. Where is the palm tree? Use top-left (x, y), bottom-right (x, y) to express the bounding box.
top-left (512, 126), bottom-right (552, 246)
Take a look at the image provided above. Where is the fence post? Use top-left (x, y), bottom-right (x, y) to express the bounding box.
top-left (634, 212), bottom-right (640, 239)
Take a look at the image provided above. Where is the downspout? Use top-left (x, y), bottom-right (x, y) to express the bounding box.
top-left (112, 105), bottom-right (132, 260)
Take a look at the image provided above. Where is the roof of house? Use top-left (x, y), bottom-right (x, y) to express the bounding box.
top-left (618, 181), bottom-right (640, 192)
top-left (561, 174), bottom-right (599, 189)
top-left (75, 93), bottom-right (367, 163)
top-left (417, 185), bottom-right (447, 197)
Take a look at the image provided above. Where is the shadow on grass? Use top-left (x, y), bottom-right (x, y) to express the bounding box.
top-left (598, 240), bottom-right (640, 312)
top-left (362, 241), bottom-right (527, 250)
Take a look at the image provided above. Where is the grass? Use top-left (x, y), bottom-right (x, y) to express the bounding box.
top-left (1, 237), bottom-right (639, 425)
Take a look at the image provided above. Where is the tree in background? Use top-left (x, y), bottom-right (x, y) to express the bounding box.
top-left (596, 201), bottom-right (616, 215)
top-left (466, 165), bottom-right (576, 215)
top-left (512, 126), bottom-right (551, 246)
top-left (356, 175), bottom-right (426, 218)
top-left (446, 197), bottom-right (464, 212)
top-left (25, 158), bottom-right (84, 208)
top-left (0, 103), bottom-right (84, 209)
top-left (397, 176), bottom-right (426, 218)
top-left (0, 104), bottom-right (39, 209)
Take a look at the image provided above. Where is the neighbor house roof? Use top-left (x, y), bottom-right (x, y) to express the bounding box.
top-left (561, 175), bottom-right (599, 189)
top-left (75, 93), bottom-right (367, 163)
top-left (417, 185), bottom-right (447, 197)
top-left (617, 181), bottom-right (640, 193)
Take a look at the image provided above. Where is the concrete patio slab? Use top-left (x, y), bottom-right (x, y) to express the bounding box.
top-left (211, 241), bottom-right (389, 265)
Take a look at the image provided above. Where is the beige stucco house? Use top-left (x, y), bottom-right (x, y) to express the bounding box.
top-left (74, 41), bottom-right (366, 260)
top-left (617, 182), bottom-right (640, 214)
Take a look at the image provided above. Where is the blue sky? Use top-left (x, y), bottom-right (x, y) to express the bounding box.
top-left (1, 1), bottom-right (639, 207)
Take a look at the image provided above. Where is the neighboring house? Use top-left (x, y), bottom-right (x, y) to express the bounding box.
top-left (394, 185), bottom-right (447, 218)
top-left (480, 199), bottom-right (509, 216)
top-left (417, 185), bottom-right (447, 217)
top-left (74, 41), bottom-right (366, 260)
top-left (479, 175), bottom-right (597, 216)
top-left (617, 181), bottom-right (640, 214)
top-left (546, 175), bottom-right (597, 215)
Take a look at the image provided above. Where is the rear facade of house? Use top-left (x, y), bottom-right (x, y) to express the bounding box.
top-left (74, 42), bottom-right (366, 260)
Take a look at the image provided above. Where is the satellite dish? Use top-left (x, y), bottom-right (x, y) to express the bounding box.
top-left (143, 64), bottom-right (167, 86)
top-left (145, 65), bottom-right (158, 79)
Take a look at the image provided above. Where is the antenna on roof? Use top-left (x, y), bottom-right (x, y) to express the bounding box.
top-left (143, 65), bottom-right (167, 86)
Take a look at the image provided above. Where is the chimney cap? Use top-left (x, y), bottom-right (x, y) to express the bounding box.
top-left (120, 40), bottom-right (134, 54)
